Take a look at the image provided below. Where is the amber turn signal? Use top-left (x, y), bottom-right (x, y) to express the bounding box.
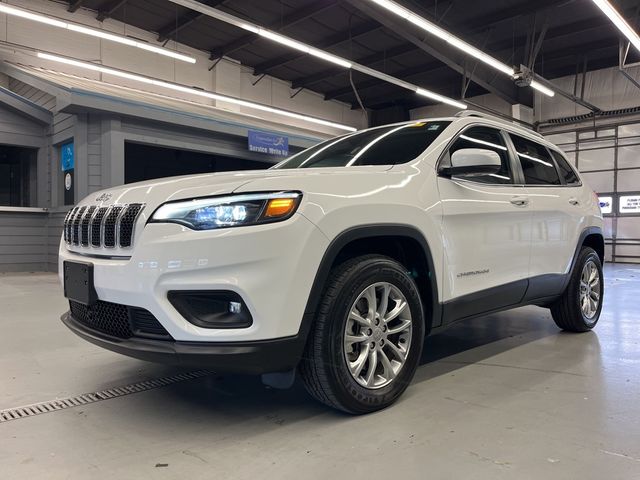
top-left (265, 198), bottom-right (297, 218)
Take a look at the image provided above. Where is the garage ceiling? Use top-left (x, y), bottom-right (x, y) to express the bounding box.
top-left (63, 0), bottom-right (640, 112)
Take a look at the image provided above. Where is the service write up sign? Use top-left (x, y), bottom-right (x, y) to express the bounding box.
top-left (248, 130), bottom-right (289, 157)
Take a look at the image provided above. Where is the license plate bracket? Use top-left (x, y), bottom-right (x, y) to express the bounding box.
top-left (63, 261), bottom-right (97, 306)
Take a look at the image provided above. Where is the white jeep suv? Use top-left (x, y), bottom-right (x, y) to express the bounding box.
top-left (59, 111), bottom-right (604, 414)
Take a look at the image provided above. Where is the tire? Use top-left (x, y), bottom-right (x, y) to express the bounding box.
top-left (551, 247), bottom-right (603, 332)
top-left (299, 255), bottom-right (425, 414)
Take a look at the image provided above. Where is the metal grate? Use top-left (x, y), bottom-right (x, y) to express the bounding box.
top-left (0, 370), bottom-right (213, 423)
top-left (80, 206), bottom-right (97, 246)
top-left (103, 206), bottom-right (123, 248)
top-left (71, 206), bottom-right (87, 245)
top-left (69, 300), bottom-right (171, 340)
top-left (63, 203), bottom-right (144, 249)
top-left (119, 204), bottom-right (143, 248)
top-left (91, 207), bottom-right (109, 247)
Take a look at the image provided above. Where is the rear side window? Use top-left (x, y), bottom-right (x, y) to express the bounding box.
top-left (550, 150), bottom-right (580, 185)
top-left (446, 126), bottom-right (512, 184)
top-left (510, 134), bottom-right (561, 185)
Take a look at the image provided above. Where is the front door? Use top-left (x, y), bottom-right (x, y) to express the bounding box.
top-left (437, 125), bottom-right (532, 320)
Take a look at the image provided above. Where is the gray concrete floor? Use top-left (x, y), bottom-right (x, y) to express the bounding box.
top-left (1, 264), bottom-right (639, 479)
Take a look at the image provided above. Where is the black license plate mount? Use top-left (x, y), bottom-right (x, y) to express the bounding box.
top-left (63, 261), bottom-right (97, 306)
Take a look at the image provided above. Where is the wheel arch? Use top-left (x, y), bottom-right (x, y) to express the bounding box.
top-left (560, 226), bottom-right (605, 293)
top-left (300, 225), bottom-right (441, 339)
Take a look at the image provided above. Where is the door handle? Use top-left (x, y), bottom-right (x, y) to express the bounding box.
top-left (510, 196), bottom-right (530, 207)
top-left (569, 198), bottom-right (580, 206)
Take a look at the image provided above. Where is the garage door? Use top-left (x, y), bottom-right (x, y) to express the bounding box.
top-left (546, 121), bottom-right (640, 264)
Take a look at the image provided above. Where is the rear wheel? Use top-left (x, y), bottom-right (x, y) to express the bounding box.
top-left (299, 255), bottom-right (425, 414)
top-left (551, 247), bottom-right (603, 332)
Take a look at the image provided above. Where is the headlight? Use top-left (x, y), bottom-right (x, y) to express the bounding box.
top-left (150, 191), bottom-right (302, 230)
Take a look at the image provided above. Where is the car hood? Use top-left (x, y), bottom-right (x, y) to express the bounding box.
top-left (79, 166), bottom-right (392, 212)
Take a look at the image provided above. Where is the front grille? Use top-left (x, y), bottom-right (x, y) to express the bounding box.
top-left (63, 203), bottom-right (144, 249)
top-left (69, 300), bottom-right (171, 340)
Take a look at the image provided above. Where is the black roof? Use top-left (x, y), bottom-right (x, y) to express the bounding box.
top-left (63, 0), bottom-right (640, 114)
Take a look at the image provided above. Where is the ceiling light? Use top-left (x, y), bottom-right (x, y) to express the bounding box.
top-left (416, 88), bottom-right (467, 109)
top-left (167, 0), bottom-right (466, 109)
top-left (36, 52), bottom-right (357, 132)
top-left (257, 29), bottom-right (352, 68)
top-left (367, 0), bottom-right (556, 97)
top-left (530, 80), bottom-right (555, 97)
top-left (591, 0), bottom-right (640, 54)
top-left (0, 4), bottom-right (196, 63)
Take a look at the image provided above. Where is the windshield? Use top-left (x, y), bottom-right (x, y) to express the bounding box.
top-left (274, 120), bottom-right (451, 169)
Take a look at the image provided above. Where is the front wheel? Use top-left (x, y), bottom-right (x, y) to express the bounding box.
top-left (299, 255), bottom-right (425, 414)
top-left (551, 246), bottom-right (603, 332)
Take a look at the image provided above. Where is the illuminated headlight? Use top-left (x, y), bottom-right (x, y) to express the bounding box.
top-left (150, 192), bottom-right (302, 230)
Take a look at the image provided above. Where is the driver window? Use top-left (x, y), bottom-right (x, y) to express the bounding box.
top-left (447, 126), bottom-right (513, 184)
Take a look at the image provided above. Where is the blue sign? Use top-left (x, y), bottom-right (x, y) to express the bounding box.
top-left (61, 142), bottom-right (74, 171)
top-left (248, 130), bottom-right (288, 157)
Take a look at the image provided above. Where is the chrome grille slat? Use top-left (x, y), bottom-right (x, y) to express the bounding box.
top-left (80, 206), bottom-right (97, 246)
top-left (63, 203), bottom-right (145, 250)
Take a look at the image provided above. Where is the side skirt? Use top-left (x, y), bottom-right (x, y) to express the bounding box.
top-left (438, 273), bottom-right (567, 327)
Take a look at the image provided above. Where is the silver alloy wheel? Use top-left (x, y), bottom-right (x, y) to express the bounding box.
top-left (343, 282), bottom-right (413, 389)
top-left (579, 260), bottom-right (601, 320)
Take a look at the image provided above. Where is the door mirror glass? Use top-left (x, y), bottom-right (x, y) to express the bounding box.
top-left (442, 148), bottom-right (502, 177)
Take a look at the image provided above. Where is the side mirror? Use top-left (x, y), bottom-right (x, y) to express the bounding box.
top-left (440, 148), bottom-right (502, 177)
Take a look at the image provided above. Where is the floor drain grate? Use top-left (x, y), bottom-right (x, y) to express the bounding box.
top-left (0, 370), bottom-right (213, 423)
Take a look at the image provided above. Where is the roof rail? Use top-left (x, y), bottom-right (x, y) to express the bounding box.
top-left (454, 110), bottom-right (546, 140)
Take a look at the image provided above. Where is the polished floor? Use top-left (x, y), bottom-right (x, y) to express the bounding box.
top-left (1, 264), bottom-right (639, 479)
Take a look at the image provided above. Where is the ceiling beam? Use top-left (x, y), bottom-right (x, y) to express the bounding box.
top-left (96, 0), bottom-right (128, 22)
top-left (252, 20), bottom-right (381, 75)
top-left (67, 0), bottom-right (86, 13)
top-left (344, 0), bottom-right (526, 105)
top-left (157, 0), bottom-right (227, 42)
top-left (209, 0), bottom-right (338, 60)
top-left (291, 44), bottom-right (416, 89)
top-left (289, 0), bottom-right (567, 93)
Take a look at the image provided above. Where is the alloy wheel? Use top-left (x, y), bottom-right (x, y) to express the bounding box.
top-left (579, 260), bottom-right (601, 319)
top-left (343, 282), bottom-right (413, 389)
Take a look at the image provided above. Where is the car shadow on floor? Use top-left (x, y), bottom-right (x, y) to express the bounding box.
top-left (117, 305), bottom-right (587, 423)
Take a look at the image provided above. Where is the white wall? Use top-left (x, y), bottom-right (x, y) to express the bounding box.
top-left (0, 0), bottom-right (365, 136)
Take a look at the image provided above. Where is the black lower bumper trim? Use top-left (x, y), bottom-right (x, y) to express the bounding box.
top-left (61, 312), bottom-right (307, 375)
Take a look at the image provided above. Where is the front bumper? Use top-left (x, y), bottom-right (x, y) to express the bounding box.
top-left (62, 311), bottom-right (310, 374)
top-left (59, 213), bottom-right (328, 343)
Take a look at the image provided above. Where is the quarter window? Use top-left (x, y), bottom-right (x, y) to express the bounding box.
top-left (446, 126), bottom-right (512, 184)
top-left (550, 150), bottom-right (580, 185)
top-left (510, 134), bottom-right (561, 185)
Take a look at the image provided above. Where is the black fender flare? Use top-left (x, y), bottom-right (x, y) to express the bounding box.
top-left (560, 226), bottom-right (605, 292)
top-left (297, 224), bottom-right (441, 342)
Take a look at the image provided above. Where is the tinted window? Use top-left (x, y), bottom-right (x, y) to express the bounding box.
top-left (275, 121), bottom-right (450, 169)
top-left (446, 126), bottom-right (512, 184)
top-left (550, 150), bottom-right (580, 185)
top-left (510, 134), bottom-right (561, 185)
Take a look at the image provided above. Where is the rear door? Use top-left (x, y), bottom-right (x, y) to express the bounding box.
top-left (507, 134), bottom-right (584, 295)
top-left (437, 125), bottom-right (532, 312)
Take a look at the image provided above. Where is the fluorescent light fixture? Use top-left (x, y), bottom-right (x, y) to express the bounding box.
top-left (591, 0), bottom-right (640, 54)
top-left (257, 29), bottom-right (352, 68)
top-left (36, 52), bottom-right (357, 132)
top-left (367, 0), bottom-right (556, 97)
top-left (416, 88), bottom-right (467, 109)
top-left (530, 80), bottom-right (555, 97)
top-left (0, 4), bottom-right (196, 63)
top-left (166, 0), bottom-right (466, 109)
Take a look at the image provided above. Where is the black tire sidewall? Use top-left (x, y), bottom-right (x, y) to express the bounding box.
top-left (322, 259), bottom-right (425, 413)
top-left (567, 249), bottom-right (604, 329)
